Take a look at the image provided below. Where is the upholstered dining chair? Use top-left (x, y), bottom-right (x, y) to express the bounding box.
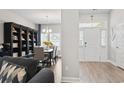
top-left (34, 47), bottom-right (49, 66)
top-left (52, 46), bottom-right (58, 64)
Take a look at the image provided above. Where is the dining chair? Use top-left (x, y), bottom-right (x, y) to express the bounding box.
top-left (52, 46), bottom-right (58, 64)
top-left (34, 47), bottom-right (49, 66)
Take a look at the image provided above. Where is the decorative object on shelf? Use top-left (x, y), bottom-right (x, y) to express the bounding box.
top-left (21, 36), bottom-right (25, 40)
top-left (13, 43), bottom-right (18, 48)
top-left (0, 43), bottom-right (3, 49)
top-left (21, 30), bottom-right (25, 34)
top-left (22, 44), bottom-right (26, 47)
top-left (22, 52), bottom-right (26, 56)
top-left (12, 27), bottom-right (17, 32)
top-left (12, 35), bottom-right (18, 40)
top-left (0, 43), bottom-right (4, 57)
top-left (13, 53), bottom-right (18, 57)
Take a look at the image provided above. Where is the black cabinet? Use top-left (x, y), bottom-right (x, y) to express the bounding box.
top-left (4, 22), bottom-right (38, 57)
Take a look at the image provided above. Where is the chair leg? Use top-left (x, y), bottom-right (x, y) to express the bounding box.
top-left (54, 56), bottom-right (58, 63)
top-left (53, 59), bottom-right (55, 64)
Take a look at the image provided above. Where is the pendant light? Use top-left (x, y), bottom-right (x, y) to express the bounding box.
top-left (42, 16), bottom-right (52, 34)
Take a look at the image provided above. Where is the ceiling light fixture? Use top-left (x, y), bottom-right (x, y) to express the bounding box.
top-left (90, 9), bottom-right (96, 23)
top-left (42, 16), bottom-right (52, 34)
top-left (89, 9), bottom-right (96, 27)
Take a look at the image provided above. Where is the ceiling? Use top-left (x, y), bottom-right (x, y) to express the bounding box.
top-left (79, 9), bottom-right (111, 15)
top-left (9, 9), bottom-right (61, 24)
top-left (9, 9), bottom-right (111, 24)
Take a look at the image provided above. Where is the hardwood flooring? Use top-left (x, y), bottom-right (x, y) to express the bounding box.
top-left (80, 62), bottom-right (124, 83)
top-left (49, 60), bottom-right (124, 83)
top-left (50, 59), bottom-right (62, 83)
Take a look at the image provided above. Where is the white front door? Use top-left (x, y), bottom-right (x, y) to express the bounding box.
top-left (84, 29), bottom-right (100, 61)
top-left (79, 28), bottom-right (107, 62)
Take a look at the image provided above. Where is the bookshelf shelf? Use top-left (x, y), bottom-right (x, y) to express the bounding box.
top-left (4, 22), bottom-right (38, 57)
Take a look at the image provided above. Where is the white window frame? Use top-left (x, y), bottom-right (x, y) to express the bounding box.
top-left (100, 30), bottom-right (106, 47)
top-left (79, 31), bottom-right (84, 47)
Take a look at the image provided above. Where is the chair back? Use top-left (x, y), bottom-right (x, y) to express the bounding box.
top-left (52, 46), bottom-right (57, 58)
top-left (34, 47), bottom-right (44, 60)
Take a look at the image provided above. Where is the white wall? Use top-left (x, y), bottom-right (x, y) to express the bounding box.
top-left (0, 10), bottom-right (35, 43)
top-left (110, 10), bottom-right (121, 62)
top-left (109, 10), bottom-right (124, 66)
top-left (61, 10), bottom-right (79, 82)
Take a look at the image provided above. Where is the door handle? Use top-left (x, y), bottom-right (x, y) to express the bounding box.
top-left (116, 46), bottom-right (119, 48)
top-left (84, 42), bottom-right (87, 47)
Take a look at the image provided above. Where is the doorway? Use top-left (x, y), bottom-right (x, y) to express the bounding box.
top-left (79, 28), bottom-right (107, 62)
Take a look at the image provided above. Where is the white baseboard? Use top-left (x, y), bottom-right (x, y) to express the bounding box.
top-left (107, 60), bottom-right (124, 69)
top-left (105, 60), bottom-right (118, 66)
top-left (79, 60), bottom-right (111, 62)
top-left (62, 77), bottom-right (80, 83)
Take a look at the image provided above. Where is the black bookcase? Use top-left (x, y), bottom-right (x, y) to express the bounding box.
top-left (4, 22), bottom-right (38, 57)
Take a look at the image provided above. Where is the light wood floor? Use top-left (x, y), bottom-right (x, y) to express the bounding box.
top-left (50, 59), bottom-right (62, 83)
top-left (80, 62), bottom-right (124, 83)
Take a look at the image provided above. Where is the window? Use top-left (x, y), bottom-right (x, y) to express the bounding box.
top-left (79, 31), bottom-right (84, 46)
top-left (41, 33), bottom-right (61, 47)
top-left (41, 33), bottom-right (48, 45)
top-left (41, 32), bottom-right (61, 56)
top-left (50, 33), bottom-right (61, 47)
top-left (50, 33), bottom-right (61, 56)
top-left (101, 30), bottom-right (106, 46)
top-left (79, 22), bottom-right (104, 28)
